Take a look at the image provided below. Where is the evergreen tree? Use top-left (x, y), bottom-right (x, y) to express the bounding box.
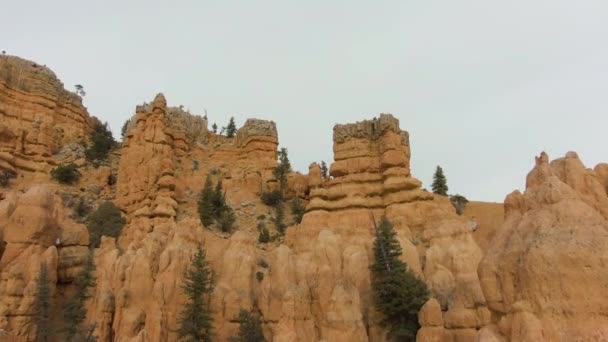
top-left (217, 205), bottom-right (236, 233)
top-left (212, 123), bottom-right (218, 133)
top-left (211, 179), bottom-right (226, 219)
top-left (431, 166), bottom-right (448, 196)
top-left (273, 203), bottom-right (286, 234)
top-left (121, 119), bottom-right (131, 138)
top-left (86, 201), bottom-right (125, 248)
top-left (226, 117), bottom-right (237, 138)
top-left (371, 216), bottom-right (429, 341)
top-left (198, 175), bottom-right (215, 227)
top-left (34, 263), bottom-right (52, 342)
top-left (64, 250), bottom-right (96, 342)
top-left (291, 198), bottom-right (305, 224)
top-left (231, 309), bottom-right (266, 342)
top-left (178, 246), bottom-right (214, 342)
top-left (320, 161), bottom-right (328, 179)
top-left (273, 148), bottom-right (291, 190)
top-left (85, 121), bottom-right (116, 162)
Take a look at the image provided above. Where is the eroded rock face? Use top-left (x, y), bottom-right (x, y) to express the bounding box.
top-left (0, 56), bottom-right (93, 174)
top-left (0, 185), bottom-right (88, 338)
top-left (478, 152), bottom-right (608, 341)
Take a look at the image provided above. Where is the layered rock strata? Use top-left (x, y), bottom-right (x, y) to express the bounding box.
top-left (0, 56), bottom-right (93, 173)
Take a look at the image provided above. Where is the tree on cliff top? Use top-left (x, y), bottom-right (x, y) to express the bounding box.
top-left (34, 263), bottom-right (52, 342)
top-left (178, 246), bottom-right (214, 342)
top-left (226, 117), bottom-right (237, 137)
top-left (431, 165), bottom-right (448, 196)
top-left (273, 148), bottom-right (291, 190)
top-left (320, 161), bottom-right (328, 179)
top-left (371, 216), bottom-right (429, 341)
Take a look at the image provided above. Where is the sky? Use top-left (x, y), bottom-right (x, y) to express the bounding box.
top-left (2, 0), bottom-right (607, 202)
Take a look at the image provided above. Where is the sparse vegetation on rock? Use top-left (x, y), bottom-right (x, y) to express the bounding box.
top-left (0, 168), bottom-right (17, 187)
top-left (261, 190), bottom-right (283, 207)
top-left (231, 309), bottom-right (266, 342)
top-left (320, 161), bottom-right (328, 179)
top-left (431, 165), bottom-right (448, 196)
top-left (198, 174), bottom-right (236, 232)
top-left (291, 197), bottom-right (305, 224)
top-left (85, 120), bottom-right (116, 162)
top-left (51, 163), bottom-right (80, 184)
top-left (86, 201), bottom-right (126, 248)
top-left (178, 246), bottom-right (214, 342)
top-left (450, 194), bottom-right (469, 215)
top-left (371, 216), bottom-right (429, 341)
top-left (34, 263), bottom-right (52, 342)
top-left (121, 118), bottom-right (131, 138)
top-left (63, 250), bottom-right (96, 341)
top-left (226, 117), bottom-right (237, 138)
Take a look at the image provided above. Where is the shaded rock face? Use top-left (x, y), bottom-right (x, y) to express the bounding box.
top-left (0, 185), bottom-right (88, 338)
top-left (0, 56), bottom-right (93, 173)
top-left (478, 152), bottom-right (608, 341)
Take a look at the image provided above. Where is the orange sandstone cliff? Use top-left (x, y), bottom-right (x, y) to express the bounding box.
top-left (1, 56), bottom-right (607, 342)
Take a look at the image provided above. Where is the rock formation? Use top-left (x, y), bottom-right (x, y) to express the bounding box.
top-left (478, 152), bottom-right (608, 341)
top-left (0, 56), bottom-right (93, 175)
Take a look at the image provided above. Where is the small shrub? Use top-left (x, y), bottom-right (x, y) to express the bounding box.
top-left (257, 214), bottom-right (266, 220)
top-left (87, 201), bottom-right (125, 247)
top-left (226, 117), bottom-right (237, 138)
top-left (0, 169), bottom-right (17, 187)
top-left (85, 121), bottom-right (116, 162)
top-left (291, 198), bottom-right (305, 224)
top-left (258, 227), bottom-right (270, 243)
top-left (107, 174), bottom-right (117, 186)
top-left (258, 259), bottom-right (269, 268)
top-left (74, 198), bottom-right (90, 218)
top-left (450, 194), bottom-right (469, 215)
top-left (217, 206), bottom-right (236, 233)
top-left (51, 163), bottom-right (80, 184)
top-left (256, 272), bottom-right (264, 282)
top-left (261, 190), bottom-right (283, 207)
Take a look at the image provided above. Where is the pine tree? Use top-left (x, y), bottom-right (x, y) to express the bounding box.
top-left (320, 161), bottom-right (328, 179)
top-left (34, 263), bottom-right (52, 342)
top-left (273, 148), bottom-right (291, 190)
top-left (178, 246), bottom-right (214, 342)
top-left (431, 165), bottom-right (448, 196)
top-left (212, 123), bottom-right (218, 133)
top-left (198, 175), bottom-right (215, 227)
top-left (226, 117), bottom-right (237, 138)
top-left (291, 198), bottom-right (305, 224)
top-left (64, 249), bottom-right (96, 342)
top-left (121, 119), bottom-right (131, 138)
top-left (273, 203), bottom-right (286, 234)
top-left (212, 179), bottom-right (225, 219)
top-left (85, 121), bottom-right (116, 162)
top-left (231, 309), bottom-right (266, 342)
top-left (371, 216), bottom-right (429, 341)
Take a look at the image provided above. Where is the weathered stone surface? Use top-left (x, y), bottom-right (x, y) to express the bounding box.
top-left (478, 152), bottom-right (608, 341)
top-left (0, 55), bottom-right (93, 174)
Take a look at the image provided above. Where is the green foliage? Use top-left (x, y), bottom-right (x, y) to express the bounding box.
top-left (86, 201), bottom-right (126, 248)
top-left (273, 203), bottom-right (286, 234)
top-left (231, 309), bottom-right (266, 342)
top-left (449, 194), bottom-right (469, 215)
top-left (431, 166), bottom-right (448, 196)
top-left (85, 121), bottom-right (116, 162)
top-left (273, 148), bottom-right (291, 189)
top-left (198, 175), bottom-right (215, 227)
top-left (0, 168), bottom-right (17, 187)
top-left (256, 272), bottom-right (264, 283)
top-left (121, 118), bottom-right (131, 138)
top-left (217, 206), bottom-right (237, 233)
top-left (320, 161), bottom-right (328, 179)
top-left (64, 250), bottom-right (96, 342)
top-left (178, 246), bottom-right (214, 342)
top-left (51, 163), bottom-right (80, 184)
top-left (371, 217), bottom-right (429, 341)
top-left (34, 263), bottom-right (52, 342)
top-left (291, 198), bottom-right (305, 224)
top-left (74, 197), bottom-right (90, 218)
top-left (260, 190), bottom-right (283, 207)
top-left (198, 174), bottom-right (236, 232)
top-left (212, 123), bottom-right (218, 133)
top-left (226, 117), bottom-right (237, 138)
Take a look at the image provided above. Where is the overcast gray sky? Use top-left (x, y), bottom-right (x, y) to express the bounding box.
top-left (2, 0), bottom-right (607, 202)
